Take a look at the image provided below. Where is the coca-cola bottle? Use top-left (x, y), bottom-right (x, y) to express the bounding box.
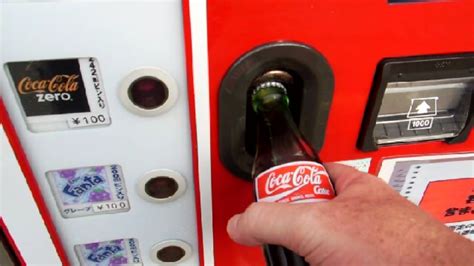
top-left (251, 77), bottom-right (336, 266)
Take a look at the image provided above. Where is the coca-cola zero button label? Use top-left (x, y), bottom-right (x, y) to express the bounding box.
top-left (255, 161), bottom-right (335, 203)
top-left (5, 58), bottom-right (111, 132)
top-left (7, 59), bottom-right (90, 116)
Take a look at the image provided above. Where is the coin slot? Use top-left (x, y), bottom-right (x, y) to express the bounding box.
top-left (137, 169), bottom-right (186, 203)
top-left (150, 240), bottom-right (192, 264)
top-left (358, 53), bottom-right (474, 151)
top-left (119, 68), bottom-right (178, 116)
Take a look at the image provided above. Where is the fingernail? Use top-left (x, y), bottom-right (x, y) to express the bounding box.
top-left (227, 214), bottom-right (241, 236)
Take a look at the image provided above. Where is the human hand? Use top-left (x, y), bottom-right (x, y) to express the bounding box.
top-left (227, 163), bottom-right (474, 265)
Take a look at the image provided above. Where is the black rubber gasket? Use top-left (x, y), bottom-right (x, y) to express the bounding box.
top-left (219, 41), bottom-right (334, 180)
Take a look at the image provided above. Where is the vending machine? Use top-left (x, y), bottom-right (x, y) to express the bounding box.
top-left (1, 0), bottom-right (473, 265)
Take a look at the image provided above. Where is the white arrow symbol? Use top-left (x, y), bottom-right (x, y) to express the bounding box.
top-left (416, 101), bottom-right (431, 114)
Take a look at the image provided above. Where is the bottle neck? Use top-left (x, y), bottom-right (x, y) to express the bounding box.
top-left (257, 103), bottom-right (300, 139)
top-left (254, 96), bottom-right (316, 171)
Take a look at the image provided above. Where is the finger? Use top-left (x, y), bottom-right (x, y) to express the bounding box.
top-left (227, 202), bottom-right (318, 250)
top-left (324, 163), bottom-right (370, 192)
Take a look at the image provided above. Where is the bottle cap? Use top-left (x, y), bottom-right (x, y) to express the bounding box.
top-left (252, 81), bottom-right (288, 97)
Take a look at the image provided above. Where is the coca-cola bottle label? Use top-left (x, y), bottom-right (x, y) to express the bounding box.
top-left (255, 161), bottom-right (335, 203)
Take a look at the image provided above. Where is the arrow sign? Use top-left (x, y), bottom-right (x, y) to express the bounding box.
top-left (407, 97), bottom-right (438, 118)
top-left (416, 101), bottom-right (431, 114)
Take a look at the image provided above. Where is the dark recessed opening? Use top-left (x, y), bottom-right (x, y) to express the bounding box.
top-left (156, 245), bottom-right (186, 262)
top-left (1, 228), bottom-right (20, 266)
top-left (144, 176), bottom-right (178, 199)
top-left (128, 76), bottom-right (169, 109)
top-left (218, 42), bottom-right (334, 179)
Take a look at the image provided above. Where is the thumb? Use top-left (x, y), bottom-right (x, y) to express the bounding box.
top-left (324, 162), bottom-right (371, 192)
top-left (227, 202), bottom-right (323, 252)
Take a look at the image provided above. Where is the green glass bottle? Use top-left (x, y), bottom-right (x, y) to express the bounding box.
top-left (252, 80), bottom-right (336, 266)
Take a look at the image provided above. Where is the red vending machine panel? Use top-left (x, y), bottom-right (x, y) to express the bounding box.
top-left (195, 0), bottom-right (474, 265)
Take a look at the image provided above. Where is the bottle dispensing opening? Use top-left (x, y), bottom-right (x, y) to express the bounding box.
top-left (218, 41), bottom-right (334, 179)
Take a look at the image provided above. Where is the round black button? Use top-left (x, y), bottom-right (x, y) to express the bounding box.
top-left (128, 77), bottom-right (169, 109)
top-left (156, 245), bottom-right (186, 263)
top-left (144, 176), bottom-right (179, 199)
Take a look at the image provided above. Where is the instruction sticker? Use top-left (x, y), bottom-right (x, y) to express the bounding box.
top-left (398, 160), bottom-right (474, 239)
top-left (75, 238), bottom-right (143, 266)
top-left (6, 58), bottom-right (111, 132)
top-left (379, 154), bottom-right (474, 240)
top-left (335, 158), bottom-right (371, 173)
top-left (419, 178), bottom-right (474, 224)
top-left (47, 165), bottom-right (130, 218)
top-left (447, 221), bottom-right (474, 241)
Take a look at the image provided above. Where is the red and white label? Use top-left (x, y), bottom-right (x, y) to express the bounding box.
top-left (255, 161), bottom-right (335, 203)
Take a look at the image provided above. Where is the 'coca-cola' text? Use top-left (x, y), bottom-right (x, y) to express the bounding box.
top-left (255, 161), bottom-right (335, 203)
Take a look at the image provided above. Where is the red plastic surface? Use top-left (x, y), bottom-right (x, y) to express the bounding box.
top-left (206, 0), bottom-right (474, 265)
